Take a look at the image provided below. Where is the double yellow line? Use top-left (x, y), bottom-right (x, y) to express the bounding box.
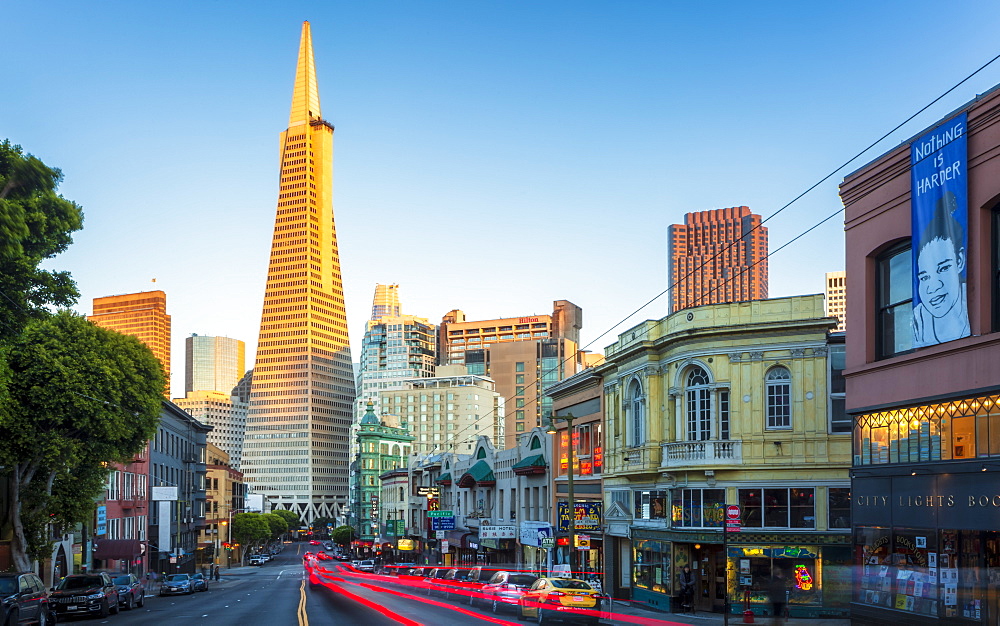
top-left (298, 578), bottom-right (309, 626)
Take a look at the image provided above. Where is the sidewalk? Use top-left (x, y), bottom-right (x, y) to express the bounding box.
top-left (603, 601), bottom-right (850, 626)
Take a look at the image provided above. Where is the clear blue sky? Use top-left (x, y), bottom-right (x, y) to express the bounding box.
top-left (7, 1), bottom-right (1000, 398)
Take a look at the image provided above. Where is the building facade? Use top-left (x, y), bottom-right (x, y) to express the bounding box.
top-left (379, 365), bottom-right (504, 455)
top-left (840, 88), bottom-right (1000, 625)
top-left (351, 403), bottom-right (413, 547)
top-left (244, 21), bottom-right (356, 523)
top-left (824, 271), bottom-right (847, 332)
top-left (667, 207), bottom-right (768, 314)
top-left (174, 390), bottom-right (247, 470)
top-left (436, 302), bottom-right (585, 449)
top-left (149, 401), bottom-right (211, 575)
top-left (88, 290), bottom-right (171, 394)
top-left (199, 443), bottom-right (245, 570)
top-left (92, 447), bottom-right (149, 577)
top-left (185, 334), bottom-right (246, 395)
top-left (599, 296), bottom-right (851, 617)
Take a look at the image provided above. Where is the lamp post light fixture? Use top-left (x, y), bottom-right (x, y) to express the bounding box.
top-left (546, 412), bottom-right (576, 577)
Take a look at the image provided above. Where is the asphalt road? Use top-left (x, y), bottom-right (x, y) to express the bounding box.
top-left (60, 545), bottom-right (534, 626)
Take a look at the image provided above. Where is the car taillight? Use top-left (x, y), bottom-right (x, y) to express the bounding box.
top-left (547, 591), bottom-right (566, 604)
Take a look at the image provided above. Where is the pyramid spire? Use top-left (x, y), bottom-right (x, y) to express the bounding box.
top-left (289, 21), bottom-right (321, 127)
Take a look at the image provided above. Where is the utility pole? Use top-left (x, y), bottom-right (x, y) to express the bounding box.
top-left (546, 412), bottom-right (577, 576)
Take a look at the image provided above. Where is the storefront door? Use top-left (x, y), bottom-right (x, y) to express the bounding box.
top-left (693, 545), bottom-right (725, 612)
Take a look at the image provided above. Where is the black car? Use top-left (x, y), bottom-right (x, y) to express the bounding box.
top-left (159, 573), bottom-right (195, 596)
top-left (50, 572), bottom-right (120, 618)
top-left (191, 573), bottom-right (209, 592)
top-left (0, 572), bottom-right (55, 625)
top-left (112, 573), bottom-right (145, 609)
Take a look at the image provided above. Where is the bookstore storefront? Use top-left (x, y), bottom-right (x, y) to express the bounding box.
top-left (853, 471), bottom-right (1000, 624)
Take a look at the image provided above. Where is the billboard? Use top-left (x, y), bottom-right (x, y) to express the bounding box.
top-left (557, 502), bottom-right (603, 532)
top-left (910, 113), bottom-right (969, 348)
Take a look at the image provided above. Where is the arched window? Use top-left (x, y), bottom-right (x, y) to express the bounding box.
top-left (627, 379), bottom-right (646, 447)
top-left (392, 444), bottom-right (400, 457)
top-left (530, 436), bottom-right (541, 450)
top-left (686, 366), bottom-right (712, 441)
top-left (766, 366), bottom-right (792, 429)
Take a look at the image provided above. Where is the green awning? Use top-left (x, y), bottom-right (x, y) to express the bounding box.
top-left (512, 454), bottom-right (548, 475)
top-left (457, 460), bottom-right (495, 487)
top-left (435, 472), bottom-right (452, 484)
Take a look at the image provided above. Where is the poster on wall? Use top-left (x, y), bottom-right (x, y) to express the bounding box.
top-left (910, 112), bottom-right (970, 348)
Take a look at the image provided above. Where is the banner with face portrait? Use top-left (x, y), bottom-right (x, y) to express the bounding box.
top-left (910, 113), bottom-right (970, 349)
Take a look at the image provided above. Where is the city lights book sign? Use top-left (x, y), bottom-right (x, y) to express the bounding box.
top-left (910, 113), bottom-right (969, 349)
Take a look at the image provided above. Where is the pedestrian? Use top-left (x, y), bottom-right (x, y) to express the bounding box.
top-left (678, 565), bottom-right (695, 613)
top-left (214, 565), bottom-right (220, 582)
top-left (767, 567), bottom-right (788, 625)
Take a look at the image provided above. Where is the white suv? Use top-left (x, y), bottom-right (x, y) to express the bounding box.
top-left (357, 560), bottom-right (375, 572)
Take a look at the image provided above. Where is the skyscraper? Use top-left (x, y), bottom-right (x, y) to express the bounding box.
top-left (242, 22), bottom-right (356, 523)
top-left (370, 283), bottom-right (401, 319)
top-left (185, 334), bottom-right (246, 395)
top-left (666, 206), bottom-right (768, 314)
top-left (824, 271), bottom-right (846, 332)
top-left (88, 290), bottom-right (171, 395)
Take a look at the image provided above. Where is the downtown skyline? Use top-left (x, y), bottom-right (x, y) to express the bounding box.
top-left (9, 2), bottom-right (1000, 398)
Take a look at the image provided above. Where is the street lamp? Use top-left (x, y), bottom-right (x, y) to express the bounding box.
top-left (546, 412), bottom-right (576, 578)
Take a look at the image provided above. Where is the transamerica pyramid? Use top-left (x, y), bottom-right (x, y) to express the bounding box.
top-left (244, 22), bottom-right (356, 524)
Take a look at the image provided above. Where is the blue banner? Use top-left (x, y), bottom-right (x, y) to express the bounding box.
top-left (910, 113), bottom-right (970, 348)
top-left (96, 506), bottom-right (107, 536)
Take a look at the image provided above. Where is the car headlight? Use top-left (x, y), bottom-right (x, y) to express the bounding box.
top-left (87, 592), bottom-right (104, 600)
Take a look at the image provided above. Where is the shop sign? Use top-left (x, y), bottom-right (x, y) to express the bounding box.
top-left (576, 534), bottom-right (591, 550)
top-left (557, 502), bottom-right (602, 531)
top-left (541, 537), bottom-right (555, 549)
top-left (519, 521), bottom-right (552, 547)
top-left (481, 525), bottom-right (516, 539)
top-left (417, 486), bottom-right (439, 497)
top-left (854, 474), bottom-right (1000, 529)
top-left (398, 539), bottom-right (415, 551)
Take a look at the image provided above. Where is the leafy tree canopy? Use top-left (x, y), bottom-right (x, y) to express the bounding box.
top-left (231, 513), bottom-right (270, 548)
top-left (332, 525), bottom-right (356, 547)
top-left (271, 509), bottom-right (300, 529)
top-left (262, 513), bottom-right (288, 539)
top-left (0, 140), bottom-right (83, 340)
top-left (0, 311), bottom-right (164, 568)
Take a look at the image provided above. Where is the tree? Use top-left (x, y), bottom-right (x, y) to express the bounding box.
top-left (332, 525), bottom-right (356, 548)
top-left (0, 140), bottom-right (84, 340)
top-left (270, 509), bottom-right (300, 532)
top-left (262, 513), bottom-right (288, 541)
top-left (231, 513), bottom-right (269, 560)
top-left (0, 311), bottom-right (164, 570)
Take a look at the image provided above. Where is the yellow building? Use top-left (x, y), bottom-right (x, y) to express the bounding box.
top-left (243, 21), bottom-right (356, 523)
top-left (599, 295), bottom-right (851, 618)
top-left (198, 444), bottom-right (245, 569)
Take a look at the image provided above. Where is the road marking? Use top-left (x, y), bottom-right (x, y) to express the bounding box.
top-left (297, 579), bottom-right (308, 626)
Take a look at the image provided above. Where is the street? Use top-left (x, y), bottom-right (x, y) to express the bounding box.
top-left (78, 543), bottom-right (692, 626)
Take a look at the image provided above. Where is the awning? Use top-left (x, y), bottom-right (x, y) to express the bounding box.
top-left (93, 539), bottom-right (142, 561)
top-left (435, 472), bottom-right (452, 485)
top-left (512, 454), bottom-right (547, 476)
top-left (457, 460), bottom-right (495, 488)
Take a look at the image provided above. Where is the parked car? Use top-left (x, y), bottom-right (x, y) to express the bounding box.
top-left (518, 577), bottom-right (603, 624)
top-left (421, 568), bottom-right (452, 595)
top-left (384, 563), bottom-right (415, 576)
top-left (159, 573), bottom-right (195, 596)
top-left (481, 571), bottom-right (539, 614)
top-left (462, 567), bottom-right (502, 605)
top-left (51, 572), bottom-right (120, 618)
top-left (357, 560), bottom-right (376, 572)
top-left (112, 573), bottom-right (145, 609)
top-left (249, 555), bottom-right (266, 566)
top-left (0, 572), bottom-right (54, 625)
top-left (191, 573), bottom-right (209, 592)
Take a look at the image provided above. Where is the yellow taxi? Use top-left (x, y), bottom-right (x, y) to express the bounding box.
top-left (518, 577), bottom-right (603, 624)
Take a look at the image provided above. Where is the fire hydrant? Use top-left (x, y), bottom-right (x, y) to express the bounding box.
top-left (742, 588), bottom-right (754, 623)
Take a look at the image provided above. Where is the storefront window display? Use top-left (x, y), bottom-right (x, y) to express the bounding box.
top-left (855, 526), bottom-right (939, 616)
top-left (633, 539), bottom-right (672, 596)
top-left (671, 488), bottom-right (725, 528)
top-left (726, 545), bottom-right (823, 608)
top-left (635, 490), bottom-right (668, 520)
top-left (738, 488), bottom-right (815, 529)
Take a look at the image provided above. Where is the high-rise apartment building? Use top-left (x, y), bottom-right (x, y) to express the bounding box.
top-left (824, 271), bottom-right (846, 332)
top-left (437, 301), bottom-right (585, 449)
top-left (667, 206), bottom-right (768, 314)
top-left (185, 334), bottom-right (246, 395)
top-left (355, 284), bottom-right (436, 420)
top-left (242, 22), bottom-right (356, 524)
top-left (379, 365), bottom-right (504, 454)
top-left (88, 290), bottom-right (171, 394)
top-left (174, 390), bottom-right (248, 469)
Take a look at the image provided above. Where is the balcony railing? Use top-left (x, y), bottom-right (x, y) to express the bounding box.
top-left (661, 440), bottom-right (743, 467)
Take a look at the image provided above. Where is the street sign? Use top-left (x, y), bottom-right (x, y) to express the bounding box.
top-left (441, 540), bottom-right (450, 552)
top-left (576, 534), bottom-right (591, 550)
top-left (431, 517), bottom-right (456, 531)
top-left (726, 520), bottom-right (741, 533)
top-left (427, 510), bottom-right (453, 518)
top-left (726, 505), bottom-right (741, 520)
top-left (541, 537), bottom-right (555, 549)
top-left (436, 530), bottom-right (446, 539)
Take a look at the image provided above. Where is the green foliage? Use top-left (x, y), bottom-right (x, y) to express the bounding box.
top-left (262, 513), bottom-right (288, 539)
top-left (311, 516), bottom-right (336, 529)
top-left (332, 525), bottom-right (356, 547)
top-left (271, 509), bottom-right (300, 529)
top-left (231, 513), bottom-right (270, 548)
top-left (0, 311), bottom-right (164, 561)
top-left (0, 140), bottom-right (84, 341)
